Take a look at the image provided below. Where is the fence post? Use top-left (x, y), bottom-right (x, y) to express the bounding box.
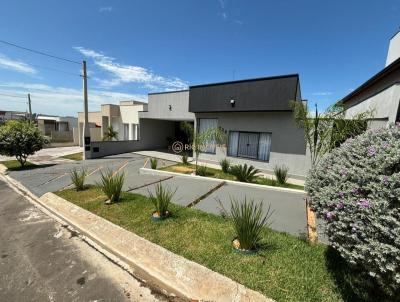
top-left (306, 197), bottom-right (318, 243)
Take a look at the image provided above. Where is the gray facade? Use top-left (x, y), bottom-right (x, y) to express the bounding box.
top-left (139, 90), bottom-right (194, 121)
top-left (190, 74), bottom-right (309, 178)
top-left (195, 111), bottom-right (309, 178)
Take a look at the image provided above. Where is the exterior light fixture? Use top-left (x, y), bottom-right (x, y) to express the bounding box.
top-left (230, 99), bottom-right (235, 107)
top-left (169, 105), bottom-right (172, 111)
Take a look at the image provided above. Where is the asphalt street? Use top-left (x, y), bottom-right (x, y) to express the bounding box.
top-left (0, 180), bottom-right (170, 302)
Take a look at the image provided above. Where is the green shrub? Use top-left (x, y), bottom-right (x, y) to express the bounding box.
top-left (219, 158), bottom-right (231, 173)
top-left (181, 153), bottom-right (189, 165)
top-left (148, 183), bottom-right (176, 218)
top-left (230, 164), bottom-right (260, 182)
top-left (98, 169), bottom-right (125, 203)
top-left (274, 165), bottom-right (289, 185)
top-left (196, 165), bottom-right (208, 176)
top-left (0, 120), bottom-right (49, 167)
top-left (306, 125), bottom-right (400, 298)
top-left (150, 158), bottom-right (158, 169)
top-left (70, 168), bottom-right (86, 191)
top-left (228, 197), bottom-right (273, 251)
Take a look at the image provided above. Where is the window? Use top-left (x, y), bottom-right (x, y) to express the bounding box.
top-left (123, 123), bottom-right (129, 140)
top-left (228, 131), bottom-right (271, 161)
top-left (198, 118), bottom-right (218, 154)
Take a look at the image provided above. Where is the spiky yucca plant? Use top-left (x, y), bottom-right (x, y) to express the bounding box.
top-left (98, 169), bottom-right (125, 203)
top-left (150, 158), bottom-right (158, 169)
top-left (148, 183), bottom-right (176, 218)
top-left (181, 153), bottom-right (189, 165)
top-left (196, 165), bottom-right (208, 176)
top-left (70, 167), bottom-right (86, 191)
top-left (229, 197), bottom-right (273, 250)
top-left (230, 164), bottom-right (260, 182)
top-left (219, 158), bottom-right (231, 173)
top-left (274, 165), bottom-right (289, 185)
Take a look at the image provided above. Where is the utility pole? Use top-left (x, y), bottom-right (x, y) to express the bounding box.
top-left (82, 60), bottom-right (91, 160)
top-left (27, 93), bottom-right (32, 123)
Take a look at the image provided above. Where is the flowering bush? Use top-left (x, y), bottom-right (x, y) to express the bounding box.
top-left (306, 125), bottom-right (400, 296)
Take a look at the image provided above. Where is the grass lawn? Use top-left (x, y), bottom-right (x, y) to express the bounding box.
top-left (161, 163), bottom-right (304, 190)
top-left (0, 160), bottom-right (37, 171)
top-left (56, 186), bottom-right (356, 302)
top-left (60, 152), bottom-right (83, 161)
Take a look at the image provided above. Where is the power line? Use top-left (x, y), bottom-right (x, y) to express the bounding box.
top-left (0, 40), bottom-right (81, 65)
top-left (30, 63), bottom-right (82, 77)
top-left (0, 92), bottom-right (27, 99)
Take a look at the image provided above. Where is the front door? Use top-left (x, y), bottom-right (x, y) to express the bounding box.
top-left (237, 132), bottom-right (259, 159)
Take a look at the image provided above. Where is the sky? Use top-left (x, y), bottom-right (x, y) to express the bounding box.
top-left (0, 0), bottom-right (399, 116)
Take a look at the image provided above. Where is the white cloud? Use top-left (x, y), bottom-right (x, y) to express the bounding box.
top-left (0, 81), bottom-right (146, 116)
top-left (0, 54), bottom-right (37, 75)
top-left (99, 6), bottom-right (113, 13)
top-left (312, 92), bottom-right (333, 96)
top-left (74, 46), bottom-right (188, 91)
top-left (234, 20), bottom-right (243, 25)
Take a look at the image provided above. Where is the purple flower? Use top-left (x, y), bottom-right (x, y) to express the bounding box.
top-left (326, 211), bottom-right (334, 220)
top-left (336, 201), bottom-right (344, 210)
top-left (358, 199), bottom-right (370, 209)
top-left (367, 146), bottom-right (376, 157)
top-left (352, 187), bottom-right (360, 194)
top-left (340, 169), bottom-right (348, 177)
top-left (339, 192), bottom-right (345, 198)
top-left (382, 176), bottom-right (389, 185)
top-left (382, 142), bottom-right (390, 150)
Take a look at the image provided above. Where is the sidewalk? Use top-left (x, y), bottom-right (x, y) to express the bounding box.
top-left (0, 146), bottom-right (81, 165)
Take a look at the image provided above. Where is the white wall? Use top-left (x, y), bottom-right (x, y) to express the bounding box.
top-left (386, 32), bottom-right (400, 67)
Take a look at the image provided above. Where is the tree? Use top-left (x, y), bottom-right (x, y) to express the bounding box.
top-left (103, 125), bottom-right (118, 141)
top-left (0, 120), bottom-right (48, 167)
top-left (290, 101), bottom-right (371, 167)
top-left (180, 122), bottom-right (226, 173)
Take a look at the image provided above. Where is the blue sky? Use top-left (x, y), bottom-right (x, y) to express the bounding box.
top-left (0, 0), bottom-right (399, 116)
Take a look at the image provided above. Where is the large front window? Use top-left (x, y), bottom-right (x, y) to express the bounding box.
top-left (198, 118), bottom-right (218, 154)
top-left (228, 131), bottom-right (272, 161)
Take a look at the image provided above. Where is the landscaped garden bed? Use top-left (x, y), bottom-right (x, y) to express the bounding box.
top-left (56, 185), bottom-right (351, 302)
top-left (160, 163), bottom-right (304, 190)
top-left (60, 152), bottom-right (83, 161)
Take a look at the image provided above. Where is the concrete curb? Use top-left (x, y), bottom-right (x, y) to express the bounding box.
top-left (0, 164), bottom-right (7, 173)
top-left (38, 192), bottom-right (273, 302)
top-left (0, 169), bottom-right (273, 301)
top-left (140, 167), bottom-right (305, 194)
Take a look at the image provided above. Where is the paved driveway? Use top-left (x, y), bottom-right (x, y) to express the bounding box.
top-left (4, 151), bottom-right (326, 240)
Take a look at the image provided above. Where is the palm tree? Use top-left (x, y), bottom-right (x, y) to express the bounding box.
top-left (103, 125), bottom-right (119, 141)
top-left (180, 122), bottom-right (226, 174)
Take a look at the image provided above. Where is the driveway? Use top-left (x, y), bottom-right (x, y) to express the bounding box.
top-left (0, 180), bottom-right (167, 302)
top-left (3, 151), bottom-right (326, 240)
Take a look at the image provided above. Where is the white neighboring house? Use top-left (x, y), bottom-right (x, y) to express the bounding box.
top-left (77, 100), bottom-right (147, 146)
top-left (341, 31), bottom-right (400, 128)
top-left (37, 115), bottom-right (78, 143)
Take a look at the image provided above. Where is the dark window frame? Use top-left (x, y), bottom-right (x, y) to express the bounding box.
top-left (227, 130), bottom-right (272, 162)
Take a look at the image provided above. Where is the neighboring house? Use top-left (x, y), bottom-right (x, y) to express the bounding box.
top-left (77, 100), bottom-right (147, 146)
top-left (341, 31), bottom-right (400, 128)
top-left (37, 115), bottom-right (78, 143)
top-left (0, 110), bottom-right (28, 124)
top-left (189, 74), bottom-right (309, 178)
